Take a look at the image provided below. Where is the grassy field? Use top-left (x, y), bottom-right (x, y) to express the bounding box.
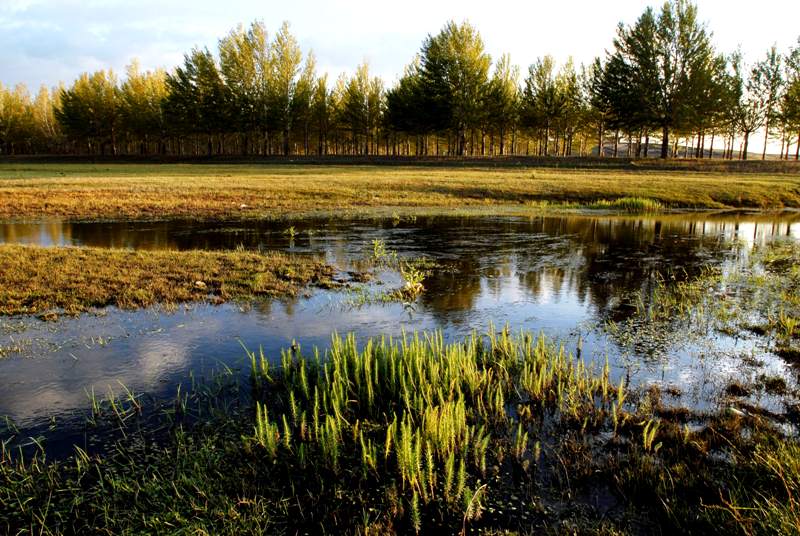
top-left (1, 163), bottom-right (800, 221)
top-left (0, 244), bottom-right (334, 317)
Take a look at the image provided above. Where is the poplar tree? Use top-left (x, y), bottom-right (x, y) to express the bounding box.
top-left (341, 63), bottom-right (370, 154)
top-left (555, 59), bottom-right (583, 156)
top-left (268, 21), bottom-right (303, 155)
top-left (0, 84), bottom-right (33, 154)
top-left (487, 54), bottom-right (520, 155)
top-left (782, 38), bottom-right (800, 159)
top-left (730, 53), bottom-right (765, 160)
top-left (219, 21), bottom-right (270, 154)
top-left (31, 86), bottom-right (61, 151)
top-left (417, 21), bottom-right (491, 155)
top-left (752, 46), bottom-right (784, 159)
top-left (311, 74), bottom-right (331, 155)
top-left (119, 61), bottom-right (167, 154)
top-left (56, 70), bottom-right (120, 155)
top-left (587, 58), bottom-right (614, 156)
top-left (291, 53), bottom-right (317, 155)
top-left (605, 0), bottom-right (716, 158)
top-left (522, 56), bottom-right (562, 156)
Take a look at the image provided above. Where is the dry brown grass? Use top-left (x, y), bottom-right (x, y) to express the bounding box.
top-left (1, 163), bottom-right (799, 221)
top-left (0, 244), bottom-right (334, 316)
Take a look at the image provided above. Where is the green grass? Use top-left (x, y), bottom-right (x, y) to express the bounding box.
top-left (0, 244), bottom-right (335, 317)
top-left (587, 196), bottom-right (665, 213)
top-left (1, 326), bottom-right (798, 534)
top-left (1, 163), bottom-right (799, 221)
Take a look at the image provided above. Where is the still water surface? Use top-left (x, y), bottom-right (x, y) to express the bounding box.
top-left (1, 213), bottom-right (798, 451)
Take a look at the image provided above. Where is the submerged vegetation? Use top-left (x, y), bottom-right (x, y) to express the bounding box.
top-left (1, 327), bottom-right (798, 534)
top-left (612, 240), bottom-right (800, 364)
top-left (0, 244), bottom-right (335, 317)
top-left (344, 239), bottom-right (435, 306)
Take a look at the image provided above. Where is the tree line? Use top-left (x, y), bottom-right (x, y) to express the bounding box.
top-left (1, 0), bottom-right (799, 160)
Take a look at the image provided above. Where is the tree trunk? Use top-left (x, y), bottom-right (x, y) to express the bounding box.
top-left (470, 129), bottom-right (475, 156)
top-left (660, 126), bottom-right (669, 159)
top-left (796, 132), bottom-right (799, 160)
top-left (742, 131), bottom-right (750, 160)
top-left (708, 132), bottom-right (715, 159)
top-left (597, 125), bottom-right (604, 157)
top-left (511, 129), bottom-right (516, 155)
top-left (544, 125), bottom-right (550, 156)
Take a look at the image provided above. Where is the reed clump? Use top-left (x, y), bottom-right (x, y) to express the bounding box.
top-left (242, 326), bottom-right (693, 531)
top-left (588, 196), bottom-right (665, 213)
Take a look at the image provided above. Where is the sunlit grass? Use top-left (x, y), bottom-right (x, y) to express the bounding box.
top-left (0, 244), bottom-right (335, 316)
top-left (588, 196), bottom-right (664, 213)
top-left (1, 163), bottom-right (799, 221)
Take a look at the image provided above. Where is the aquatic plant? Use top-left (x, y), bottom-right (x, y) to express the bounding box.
top-left (398, 262), bottom-right (426, 299)
top-left (613, 241), bottom-right (800, 365)
top-left (283, 226), bottom-right (298, 240)
top-left (372, 238), bottom-right (388, 261)
top-left (2, 325), bottom-right (799, 534)
top-left (239, 325), bottom-right (646, 529)
top-left (642, 419), bottom-right (662, 453)
top-left (779, 309), bottom-right (798, 341)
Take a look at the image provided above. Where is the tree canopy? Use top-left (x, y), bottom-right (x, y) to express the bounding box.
top-left (2, 3), bottom-right (799, 160)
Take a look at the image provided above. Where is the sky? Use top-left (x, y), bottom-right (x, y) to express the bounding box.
top-left (1, 0), bottom-right (799, 91)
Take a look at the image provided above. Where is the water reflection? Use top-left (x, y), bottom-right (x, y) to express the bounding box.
top-left (1, 213), bottom-right (798, 450)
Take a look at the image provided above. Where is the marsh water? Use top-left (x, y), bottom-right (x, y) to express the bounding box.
top-left (2, 212), bottom-right (799, 454)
